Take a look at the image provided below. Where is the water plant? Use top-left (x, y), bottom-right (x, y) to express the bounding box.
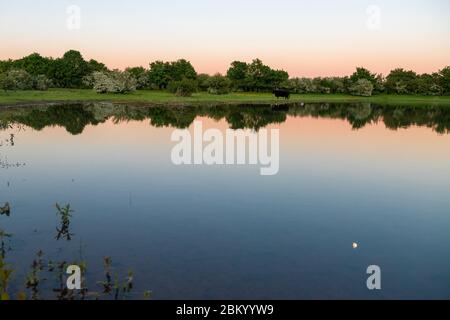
top-left (55, 203), bottom-right (74, 241)
top-left (0, 202), bottom-right (10, 216)
top-left (25, 250), bottom-right (45, 300)
top-left (0, 230), bottom-right (12, 259)
top-left (97, 256), bottom-right (136, 300)
top-left (0, 202), bottom-right (151, 300)
top-left (0, 256), bottom-right (13, 300)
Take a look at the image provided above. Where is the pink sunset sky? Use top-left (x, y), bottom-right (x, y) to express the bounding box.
top-left (0, 0), bottom-right (449, 77)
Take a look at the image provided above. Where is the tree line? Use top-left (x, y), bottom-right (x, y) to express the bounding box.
top-left (0, 50), bottom-right (449, 97)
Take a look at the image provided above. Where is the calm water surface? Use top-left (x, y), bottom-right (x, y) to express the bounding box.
top-left (1, 102), bottom-right (450, 299)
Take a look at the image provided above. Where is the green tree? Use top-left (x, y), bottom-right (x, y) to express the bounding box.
top-left (349, 67), bottom-right (377, 85)
top-left (246, 59), bottom-right (271, 91)
top-left (50, 50), bottom-right (90, 88)
top-left (87, 59), bottom-right (108, 73)
top-left (13, 53), bottom-right (52, 76)
top-left (0, 73), bottom-right (15, 91)
top-left (268, 69), bottom-right (289, 89)
top-left (439, 66), bottom-right (450, 95)
top-left (168, 59), bottom-right (197, 81)
top-left (246, 59), bottom-right (289, 92)
top-left (148, 61), bottom-right (171, 89)
top-left (0, 60), bottom-right (13, 74)
top-left (126, 66), bottom-right (149, 89)
top-left (227, 61), bottom-right (248, 91)
top-left (385, 68), bottom-right (418, 94)
top-left (415, 74), bottom-right (439, 95)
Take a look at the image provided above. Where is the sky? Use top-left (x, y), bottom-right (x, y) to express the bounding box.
top-left (0, 0), bottom-right (449, 77)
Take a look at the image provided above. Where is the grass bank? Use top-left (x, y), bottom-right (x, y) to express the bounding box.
top-left (1, 89), bottom-right (450, 106)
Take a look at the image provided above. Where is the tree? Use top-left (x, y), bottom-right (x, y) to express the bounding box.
top-left (227, 59), bottom-right (289, 92)
top-left (245, 59), bottom-right (270, 91)
top-left (268, 69), bottom-right (289, 90)
top-left (349, 79), bottom-right (374, 96)
top-left (0, 60), bottom-right (13, 74)
top-left (168, 59), bottom-right (197, 81)
top-left (148, 59), bottom-right (197, 89)
top-left (385, 68), bottom-right (418, 94)
top-left (50, 50), bottom-right (90, 88)
top-left (13, 53), bottom-right (52, 76)
top-left (227, 61), bottom-right (248, 91)
top-left (350, 67), bottom-right (377, 85)
top-left (0, 73), bottom-right (15, 91)
top-left (126, 66), bottom-right (149, 89)
top-left (439, 66), bottom-right (450, 95)
top-left (206, 73), bottom-right (232, 95)
top-left (88, 59), bottom-right (108, 73)
top-left (148, 61), bottom-right (171, 89)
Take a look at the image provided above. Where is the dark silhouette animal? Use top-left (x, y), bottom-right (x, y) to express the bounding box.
top-left (273, 89), bottom-right (290, 99)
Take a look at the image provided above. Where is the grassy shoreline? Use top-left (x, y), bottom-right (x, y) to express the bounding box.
top-left (1, 89), bottom-right (450, 107)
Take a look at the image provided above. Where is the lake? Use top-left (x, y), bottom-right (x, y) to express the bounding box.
top-left (1, 102), bottom-right (450, 299)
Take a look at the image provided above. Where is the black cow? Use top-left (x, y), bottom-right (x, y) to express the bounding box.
top-left (273, 89), bottom-right (290, 99)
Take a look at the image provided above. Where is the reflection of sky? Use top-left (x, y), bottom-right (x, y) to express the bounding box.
top-left (1, 116), bottom-right (450, 299)
top-left (1, 0), bottom-right (449, 76)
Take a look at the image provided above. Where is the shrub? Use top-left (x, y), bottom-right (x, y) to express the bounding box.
top-left (82, 74), bottom-right (95, 89)
top-left (92, 72), bottom-right (116, 93)
top-left (197, 74), bottom-right (211, 91)
top-left (33, 75), bottom-right (52, 91)
top-left (113, 71), bottom-right (137, 93)
top-left (0, 73), bottom-right (15, 91)
top-left (429, 84), bottom-right (444, 96)
top-left (92, 70), bottom-right (137, 94)
top-left (349, 79), bottom-right (374, 97)
top-left (206, 74), bottom-right (231, 95)
top-left (126, 67), bottom-right (149, 90)
top-left (288, 78), bottom-right (316, 94)
top-left (0, 69), bottom-right (33, 91)
top-left (167, 78), bottom-right (198, 97)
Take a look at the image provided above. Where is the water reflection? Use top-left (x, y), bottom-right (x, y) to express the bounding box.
top-left (1, 102), bottom-right (450, 299)
top-left (1, 102), bottom-right (450, 134)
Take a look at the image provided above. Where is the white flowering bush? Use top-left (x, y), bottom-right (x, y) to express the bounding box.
top-left (92, 70), bottom-right (137, 94)
top-left (349, 79), bottom-right (374, 97)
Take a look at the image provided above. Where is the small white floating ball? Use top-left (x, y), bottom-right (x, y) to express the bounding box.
top-left (352, 242), bottom-right (358, 249)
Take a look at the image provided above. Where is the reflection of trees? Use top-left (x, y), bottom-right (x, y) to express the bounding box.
top-left (148, 106), bottom-right (198, 129)
top-left (289, 103), bottom-right (450, 133)
top-left (10, 104), bottom-right (103, 135)
top-left (225, 105), bottom-right (287, 130)
top-left (0, 102), bottom-right (450, 134)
